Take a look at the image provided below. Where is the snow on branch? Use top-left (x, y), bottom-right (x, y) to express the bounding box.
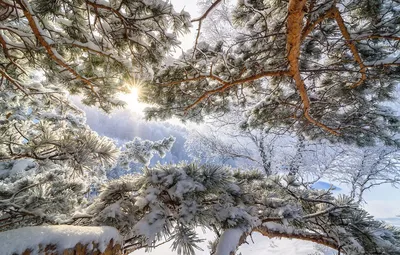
top-left (82, 163), bottom-right (400, 255)
top-left (118, 136), bottom-right (175, 167)
top-left (0, 225), bottom-right (121, 255)
top-left (1, 0), bottom-right (191, 111)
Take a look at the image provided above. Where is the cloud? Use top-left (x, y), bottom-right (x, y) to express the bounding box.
top-left (71, 97), bottom-right (191, 165)
top-left (378, 217), bottom-right (400, 227)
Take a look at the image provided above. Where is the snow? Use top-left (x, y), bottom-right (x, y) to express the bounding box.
top-left (87, 0), bottom-right (110, 6)
top-left (263, 222), bottom-right (295, 235)
top-left (133, 211), bottom-right (166, 245)
top-left (131, 228), bottom-right (337, 255)
top-left (215, 228), bottom-right (245, 255)
top-left (0, 225), bottom-right (121, 255)
top-left (237, 232), bottom-right (336, 255)
top-left (173, 178), bottom-right (205, 199)
top-left (9, 159), bottom-right (35, 176)
top-left (135, 196), bottom-right (149, 209)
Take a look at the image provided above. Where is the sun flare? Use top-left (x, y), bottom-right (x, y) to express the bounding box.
top-left (119, 86), bottom-right (145, 113)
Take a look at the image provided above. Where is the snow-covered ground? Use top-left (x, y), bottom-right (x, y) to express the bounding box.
top-left (0, 225), bottom-right (121, 255)
top-left (130, 228), bottom-right (335, 255)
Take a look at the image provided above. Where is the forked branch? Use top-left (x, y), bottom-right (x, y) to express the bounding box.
top-left (301, 6), bottom-right (335, 41)
top-left (287, 0), bottom-right (340, 136)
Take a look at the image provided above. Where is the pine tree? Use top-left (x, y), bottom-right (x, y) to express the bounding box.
top-left (0, 0), bottom-right (188, 230)
top-left (143, 0), bottom-right (400, 146)
top-left (1, 1), bottom-right (400, 255)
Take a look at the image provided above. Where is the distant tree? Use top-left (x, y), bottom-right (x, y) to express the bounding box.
top-left (107, 136), bottom-right (175, 179)
top-left (330, 146), bottom-right (400, 204)
top-left (185, 109), bottom-right (343, 180)
top-left (185, 129), bottom-right (259, 164)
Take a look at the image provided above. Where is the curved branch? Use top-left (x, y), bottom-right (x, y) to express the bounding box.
top-left (17, 0), bottom-right (102, 101)
top-left (191, 0), bottom-right (223, 23)
top-left (215, 224), bottom-right (339, 255)
top-left (86, 0), bottom-right (127, 22)
top-left (333, 7), bottom-right (367, 89)
top-left (254, 224), bottom-right (338, 250)
top-left (287, 0), bottom-right (340, 136)
top-left (0, 67), bottom-right (30, 96)
top-left (350, 34), bottom-right (400, 41)
top-left (301, 6), bottom-right (335, 41)
top-left (183, 70), bottom-right (289, 111)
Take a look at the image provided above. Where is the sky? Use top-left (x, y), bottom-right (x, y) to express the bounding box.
top-left (75, 0), bottom-right (400, 254)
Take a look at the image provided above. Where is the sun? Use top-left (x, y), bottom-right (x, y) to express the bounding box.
top-left (119, 86), bottom-right (146, 113)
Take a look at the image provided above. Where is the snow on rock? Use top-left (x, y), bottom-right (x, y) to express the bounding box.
top-left (0, 225), bottom-right (122, 255)
top-left (215, 228), bottom-right (245, 255)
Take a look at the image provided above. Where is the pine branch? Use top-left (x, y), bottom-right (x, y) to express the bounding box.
top-left (16, 0), bottom-right (103, 104)
top-left (286, 0), bottom-right (340, 136)
top-left (0, 67), bottom-right (30, 96)
top-left (350, 34), bottom-right (400, 41)
top-left (333, 7), bottom-right (367, 89)
top-left (301, 6), bottom-right (335, 41)
top-left (184, 70), bottom-right (289, 111)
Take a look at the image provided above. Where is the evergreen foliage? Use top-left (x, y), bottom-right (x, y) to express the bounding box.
top-left (1, 0), bottom-right (400, 255)
top-left (0, 0), bottom-right (186, 235)
top-left (143, 0), bottom-right (400, 146)
top-left (1, 0), bottom-right (191, 111)
top-left (118, 136), bottom-right (175, 168)
top-left (86, 163), bottom-right (400, 255)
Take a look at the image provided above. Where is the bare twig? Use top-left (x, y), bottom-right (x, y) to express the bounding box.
top-left (183, 70), bottom-right (289, 111)
top-left (191, 0), bottom-right (223, 58)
